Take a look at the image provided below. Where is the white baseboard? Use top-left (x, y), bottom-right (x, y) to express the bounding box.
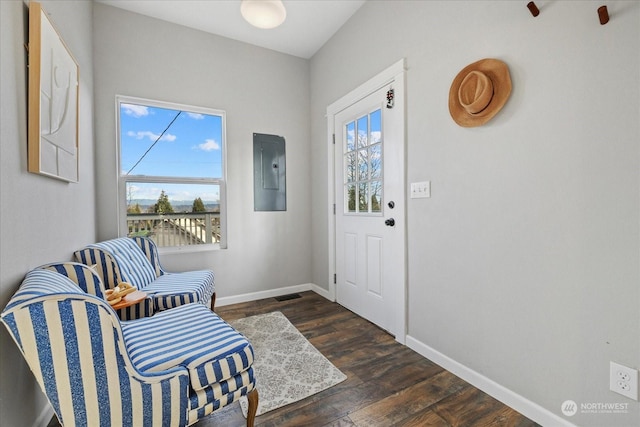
top-left (309, 283), bottom-right (333, 301)
top-left (216, 283), bottom-right (315, 307)
top-left (405, 335), bottom-right (575, 427)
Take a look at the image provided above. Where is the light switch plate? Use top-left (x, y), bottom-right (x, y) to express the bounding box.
top-left (411, 181), bottom-right (430, 198)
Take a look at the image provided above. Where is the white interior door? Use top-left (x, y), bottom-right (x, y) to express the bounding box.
top-left (333, 73), bottom-right (406, 340)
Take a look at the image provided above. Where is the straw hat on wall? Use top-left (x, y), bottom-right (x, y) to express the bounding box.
top-left (449, 58), bottom-right (512, 127)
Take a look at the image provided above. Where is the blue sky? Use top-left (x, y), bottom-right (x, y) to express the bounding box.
top-left (120, 102), bottom-right (223, 204)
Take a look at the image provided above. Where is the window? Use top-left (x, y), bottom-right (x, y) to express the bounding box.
top-left (117, 96), bottom-right (226, 251)
top-left (344, 108), bottom-right (382, 214)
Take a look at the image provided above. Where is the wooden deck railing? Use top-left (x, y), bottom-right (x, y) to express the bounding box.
top-left (127, 212), bottom-right (221, 247)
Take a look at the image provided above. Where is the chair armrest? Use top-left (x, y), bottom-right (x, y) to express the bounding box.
top-left (2, 288), bottom-right (191, 426)
top-left (39, 262), bottom-right (107, 299)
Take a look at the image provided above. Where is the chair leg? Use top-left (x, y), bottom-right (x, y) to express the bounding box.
top-left (210, 292), bottom-right (216, 311)
top-left (246, 388), bottom-right (259, 427)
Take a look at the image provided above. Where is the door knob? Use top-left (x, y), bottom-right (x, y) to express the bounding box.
top-left (385, 218), bottom-right (395, 227)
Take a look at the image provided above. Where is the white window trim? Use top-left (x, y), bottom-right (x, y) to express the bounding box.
top-left (115, 95), bottom-right (228, 253)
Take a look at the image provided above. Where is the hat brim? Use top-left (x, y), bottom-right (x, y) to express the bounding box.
top-left (449, 58), bottom-right (512, 127)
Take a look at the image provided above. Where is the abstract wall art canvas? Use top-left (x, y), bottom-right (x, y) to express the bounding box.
top-left (28, 1), bottom-right (79, 182)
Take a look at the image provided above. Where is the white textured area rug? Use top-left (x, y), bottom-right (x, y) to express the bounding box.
top-left (229, 311), bottom-right (347, 417)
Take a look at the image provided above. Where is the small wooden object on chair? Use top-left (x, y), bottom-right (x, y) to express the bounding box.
top-left (246, 389), bottom-right (259, 427)
top-left (110, 290), bottom-right (147, 310)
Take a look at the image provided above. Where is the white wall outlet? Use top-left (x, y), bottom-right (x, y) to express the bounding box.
top-left (410, 181), bottom-right (430, 199)
top-left (610, 361), bottom-right (638, 400)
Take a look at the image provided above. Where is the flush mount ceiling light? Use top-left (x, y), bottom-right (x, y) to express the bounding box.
top-left (240, 0), bottom-right (287, 29)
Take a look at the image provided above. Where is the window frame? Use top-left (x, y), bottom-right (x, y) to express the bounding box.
top-left (115, 95), bottom-right (228, 253)
top-left (342, 107), bottom-right (384, 217)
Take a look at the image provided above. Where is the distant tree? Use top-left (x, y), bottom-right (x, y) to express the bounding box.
top-left (192, 197), bottom-right (206, 212)
top-left (371, 195), bottom-right (380, 212)
top-left (127, 186), bottom-right (135, 207)
top-left (348, 187), bottom-right (356, 212)
top-left (127, 203), bottom-right (142, 214)
top-left (153, 190), bottom-right (174, 214)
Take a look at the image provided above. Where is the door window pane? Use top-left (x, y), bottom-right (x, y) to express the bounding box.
top-left (346, 183), bottom-right (356, 212)
top-left (343, 108), bottom-right (383, 214)
top-left (370, 144), bottom-right (381, 179)
top-left (357, 115), bottom-right (368, 148)
top-left (357, 148), bottom-right (368, 181)
top-left (370, 109), bottom-right (381, 144)
top-left (371, 180), bottom-right (382, 213)
top-left (346, 121), bottom-right (355, 152)
top-left (345, 152), bottom-right (356, 182)
top-left (358, 182), bottom-right (368, 212)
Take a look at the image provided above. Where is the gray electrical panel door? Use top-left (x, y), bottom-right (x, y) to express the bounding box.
top-left (253, 133), bottom-right (286, 211)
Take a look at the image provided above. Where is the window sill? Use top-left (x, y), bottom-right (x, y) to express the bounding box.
top-left (158, 243), bottom-right (224, 255)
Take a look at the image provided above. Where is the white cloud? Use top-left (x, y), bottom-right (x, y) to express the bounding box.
top-left (126, 184), bottom-right (162, 200)
top-left (122, 104), bottom-right (149, 118)
top-left (127, 130), bottom-right (176, 142)
top-left (186, 112), bottom-right (205, 120)
top-left (197, 139), bottom-right (220, 151)
top-left (126, 185), bottom-right (220, 202)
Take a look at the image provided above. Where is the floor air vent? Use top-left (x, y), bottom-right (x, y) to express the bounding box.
top-left (274, 293), bottom-right (302, 302)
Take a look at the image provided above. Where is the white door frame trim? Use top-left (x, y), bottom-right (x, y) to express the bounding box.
top-left (326, 58), bottom-right (407, 343)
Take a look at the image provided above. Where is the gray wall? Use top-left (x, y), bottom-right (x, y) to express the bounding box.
top-left (2, 1), bottom-right (638, 426)
top-left (92, 4), bottom-right (311, 298)
top-left (310, 1), bottom-right (639, 426)
top-left (0, 1), bottom-right (96, 426)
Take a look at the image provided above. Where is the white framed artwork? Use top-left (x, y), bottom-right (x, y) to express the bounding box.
top-left (28, 1), bottom-right (79, 182)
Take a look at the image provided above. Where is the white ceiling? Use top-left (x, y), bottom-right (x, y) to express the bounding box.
top-left (96, 0), bottom-right (366, 59)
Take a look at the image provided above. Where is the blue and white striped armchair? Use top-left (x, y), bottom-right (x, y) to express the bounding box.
top-left (39, 261), bottom-right (155, 320)
top-left (1, 266), bottom-right (258, 426)
top-left (74, 237), bottom-right (215, 317)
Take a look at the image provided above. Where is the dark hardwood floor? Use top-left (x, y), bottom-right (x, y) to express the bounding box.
top-left (47, 291), bottom-right (539, 427)
top-left (199, 291), bottom-right (540, 427)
